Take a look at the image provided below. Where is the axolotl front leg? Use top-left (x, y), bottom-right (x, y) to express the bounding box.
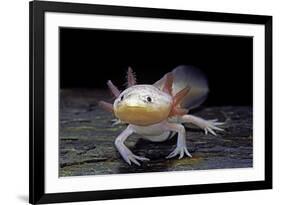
top-left (163, 115), bottom-right (224, 160)
top-left (163, 122), bottom-right (192, 159)
top-left (115, 121), bottom-right (192, 166)
top-left (115, 125), bottom-right (150, 166)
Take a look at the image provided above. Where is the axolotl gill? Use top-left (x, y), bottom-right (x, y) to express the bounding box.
top-left (99, 65), bottom-right (224, 166)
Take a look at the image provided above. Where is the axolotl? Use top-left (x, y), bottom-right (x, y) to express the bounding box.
top-left (99, 65), bottom-right (224, 166)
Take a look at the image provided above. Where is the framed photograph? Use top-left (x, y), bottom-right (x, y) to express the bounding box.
top-left (29, 0), bottom-right (272, 204)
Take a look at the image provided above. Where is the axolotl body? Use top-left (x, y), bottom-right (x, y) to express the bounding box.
top-left (99, 65), bottom-right (224, 166)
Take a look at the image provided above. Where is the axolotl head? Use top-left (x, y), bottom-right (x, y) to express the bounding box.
top-left (99, 67), bottom-right (190, 126)
top-left (113, 85), bottom-right (173, 126)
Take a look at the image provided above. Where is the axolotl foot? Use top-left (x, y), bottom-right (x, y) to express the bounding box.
top-left (202, 119), bottom-right (224, 136)
top-left (111, 118), bottom-right (126, 126)
top-left (166, 146), bottom-right (192, 159)
top-left (118, 147), bottom-right (150, 166)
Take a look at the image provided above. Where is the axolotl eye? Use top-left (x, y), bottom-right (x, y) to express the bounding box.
top-left (120, 95), bottom-right (124, 101)
top-left (146, 96), bottom-right (152, 103)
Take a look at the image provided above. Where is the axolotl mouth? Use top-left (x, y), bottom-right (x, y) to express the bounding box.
top-left (114, 104), bottom-right (171, 126)
top-left (113, 85), bottom-right (173, 126)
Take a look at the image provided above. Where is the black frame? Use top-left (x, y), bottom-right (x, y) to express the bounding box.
top-left (29, 0), bottom-right (272, 204)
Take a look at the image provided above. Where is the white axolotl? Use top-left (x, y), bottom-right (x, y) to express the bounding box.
top-left (99, 65), bottom-right (224, 166)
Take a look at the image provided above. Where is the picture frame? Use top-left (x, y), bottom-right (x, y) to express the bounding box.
top-left (29, 0), bottom-right (272, 204)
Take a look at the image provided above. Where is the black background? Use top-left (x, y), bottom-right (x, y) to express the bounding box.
top-left (60, 28), bottom-right (253, 106)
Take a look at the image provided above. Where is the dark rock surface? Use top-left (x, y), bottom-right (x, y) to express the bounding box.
top-left (59, 89), bottom-right (253, 177)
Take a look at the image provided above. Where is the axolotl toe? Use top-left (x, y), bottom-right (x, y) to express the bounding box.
top-left (99, 65), bottom-right (224, 166)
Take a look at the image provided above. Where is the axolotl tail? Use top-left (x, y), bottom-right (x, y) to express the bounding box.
top-left (154, 65), bottom-right (209, 110)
